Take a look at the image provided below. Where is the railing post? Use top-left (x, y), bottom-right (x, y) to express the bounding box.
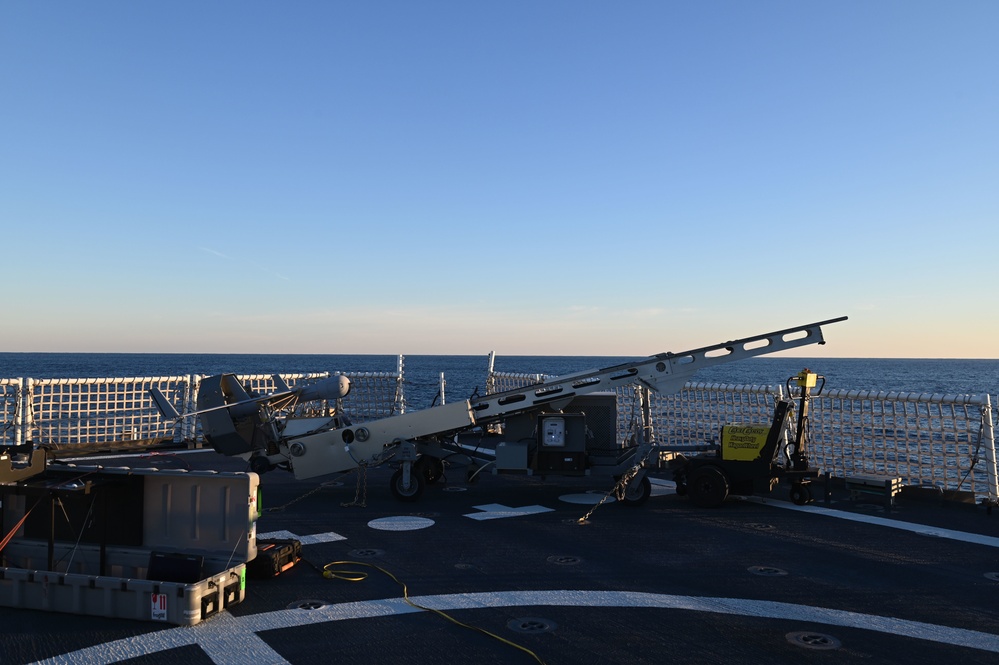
top-left (396, 355), bottom-right (406, 415)
top-left (182, 375), bottom-right (198, 444)
top-left (982, 395), bottom-right (998, 503)
top-left (486, 351), bottom-right (496, 395)
top-left (13, 378), bottom-right (24, 447)
top-left (23, 377), bottom-right (35, 446)
top-left (640, 386), bottom-right (654, 445)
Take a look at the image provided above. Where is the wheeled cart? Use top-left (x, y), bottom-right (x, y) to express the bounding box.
top-left (671, 370), bottom-right (825, 508)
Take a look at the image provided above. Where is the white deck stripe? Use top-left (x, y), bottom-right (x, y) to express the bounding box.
top-left (647, 478), bottom-right (999, 549)
top-left (30, 589), bottom-right (999, 664)
top-left (464, 503), bottom-right (555, 520)
top-left (258, 529), bottom-right (347, 545)
top-left (738, 495), bottom-right (999, 548)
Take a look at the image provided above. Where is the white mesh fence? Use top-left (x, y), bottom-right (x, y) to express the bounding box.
top-left (485, 371), bottom-right (548, 395)
top-left (24, 377), bottom-right (193, 450)
top-left (3, 366), bottom-right (404, 451)
top-left (6, 361), bottom-right (996, 499)
top-left (485, 367), bottom-right (998, 499)
top-left (645, 382), bottom-right (784, 449)
top-left (217, 371), bottom-right (404, 422)
top-left (339, 371), bottom-right (405, 420)
top-left (806, 390), bottom-right (996, 498)
top-left (1, 379), bottom-right (24, 447)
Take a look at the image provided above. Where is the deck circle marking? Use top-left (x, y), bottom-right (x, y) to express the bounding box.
top-left (287, 599), bottom-right (330, 611)
top-left (508, 617), bottom-right (557, 634)
top-left (786, 631), bottom-right (841, 650)
top-left (748, 566), bottom-right (788, 577)
top-left (984, 572), bottom-right (999, 582)
top-left (367, 516), bottom-right (435, 531)
top-left (39, 589), bottom-right (999, 663)
top-left (746, 523), bottom-right (775, 531)
top-left (559, 493), bottom-right (616, 505)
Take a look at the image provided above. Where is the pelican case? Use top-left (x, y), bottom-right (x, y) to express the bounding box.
top-left (0, 464), bottom-right (260, 625)
top-left (247, 537), bottom-right (302, 578)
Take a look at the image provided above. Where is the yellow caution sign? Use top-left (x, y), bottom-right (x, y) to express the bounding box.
top-left (720, 424), bottom-right (771, 461)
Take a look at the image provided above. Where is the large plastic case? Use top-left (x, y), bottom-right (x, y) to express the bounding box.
top-left (0, 464), bottom-right (259, 625)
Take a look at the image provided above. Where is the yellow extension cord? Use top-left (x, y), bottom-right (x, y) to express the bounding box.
top-left (320, 560), bottom-right (547, 665)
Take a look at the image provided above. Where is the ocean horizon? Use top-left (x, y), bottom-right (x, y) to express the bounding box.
top-left (2, 353), bottom-right (997, 411)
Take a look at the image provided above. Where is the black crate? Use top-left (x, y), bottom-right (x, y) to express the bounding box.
top-left (247, 538), bottom-right (302, 578)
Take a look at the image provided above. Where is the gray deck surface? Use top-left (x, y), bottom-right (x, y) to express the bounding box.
top-left (3, 449), bottom-right (999, 664)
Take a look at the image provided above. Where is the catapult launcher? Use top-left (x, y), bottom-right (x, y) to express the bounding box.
top-left (153, 317), bottom-right (847, 502)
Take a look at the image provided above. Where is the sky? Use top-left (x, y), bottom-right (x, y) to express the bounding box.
top-left (1, 1), bottom-right (996, 358)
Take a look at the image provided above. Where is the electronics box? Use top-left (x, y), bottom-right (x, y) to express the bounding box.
top-left (0, 464), bottom-right (259, 625)
top-left (537, 413), bottom-right (586, 452)
top-left (495, 441), bottom-right (529, 470)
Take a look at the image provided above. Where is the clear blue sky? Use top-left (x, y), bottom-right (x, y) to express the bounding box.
top-left (2, 1), bottom-right (996, 358)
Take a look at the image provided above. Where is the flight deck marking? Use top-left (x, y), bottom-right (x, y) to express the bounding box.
top-left (463, 503), bottom-right (554, 520)
top-left (650, 478), bottom-right (999, 548)
top-left (31, 589), bottom-right (999, 665)
top-left (740, 496), bottom-right (999, 548)
top-left (257, 529), bottom-right (347, 544)
top-left (367, 516), bottom-right (435, 531)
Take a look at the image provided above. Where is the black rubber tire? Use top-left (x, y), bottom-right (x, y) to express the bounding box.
top-left (687, 465), bottom-right (730, 508)
top-left (390, 467), bottom-right (425, 502)
top-left (420, 457), bottom-right (445, 485)
top-left (249, 456), bottom-right (273, 474)
top-left (790, 483), bottom-right (812, 505)
top-left (621, 475), bottom-right (652, 506)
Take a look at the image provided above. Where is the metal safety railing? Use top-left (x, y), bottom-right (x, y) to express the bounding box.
top-left (1, 358), bottom-right (405, 452)
top-left (486, 362), bottom-right (999, 501)
top-left (1, 379), bottom-right (24, 448)
top-left (6, 355), bottom-right (997, 501)
top-left (24, 376), bottom-right (194, 450)
top-left (807, 389), bottom-right (997, 501)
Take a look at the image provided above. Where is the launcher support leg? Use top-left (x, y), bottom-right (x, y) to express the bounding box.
top-left (621, 468), bottom-right (652, 506)
top-left (390, 441), bottom-right (424, 501)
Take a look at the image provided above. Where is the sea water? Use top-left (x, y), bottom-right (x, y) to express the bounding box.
top-left (1, 353), bottom-right (996, 411)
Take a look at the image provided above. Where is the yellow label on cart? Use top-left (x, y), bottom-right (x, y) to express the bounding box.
top-left (720, 425), bottom-right (771, 461)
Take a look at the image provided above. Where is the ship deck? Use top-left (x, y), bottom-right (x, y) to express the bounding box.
top-left (3, 448), bottom-right (999, 665)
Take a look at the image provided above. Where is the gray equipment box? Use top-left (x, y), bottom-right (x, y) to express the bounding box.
top-left (495, 441), bottom-right (530, 471)
top-left (0, 464), bottom-right (260, 625)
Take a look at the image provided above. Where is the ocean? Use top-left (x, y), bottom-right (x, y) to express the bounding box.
top-left (1, 353), bottom-right (997, 410)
